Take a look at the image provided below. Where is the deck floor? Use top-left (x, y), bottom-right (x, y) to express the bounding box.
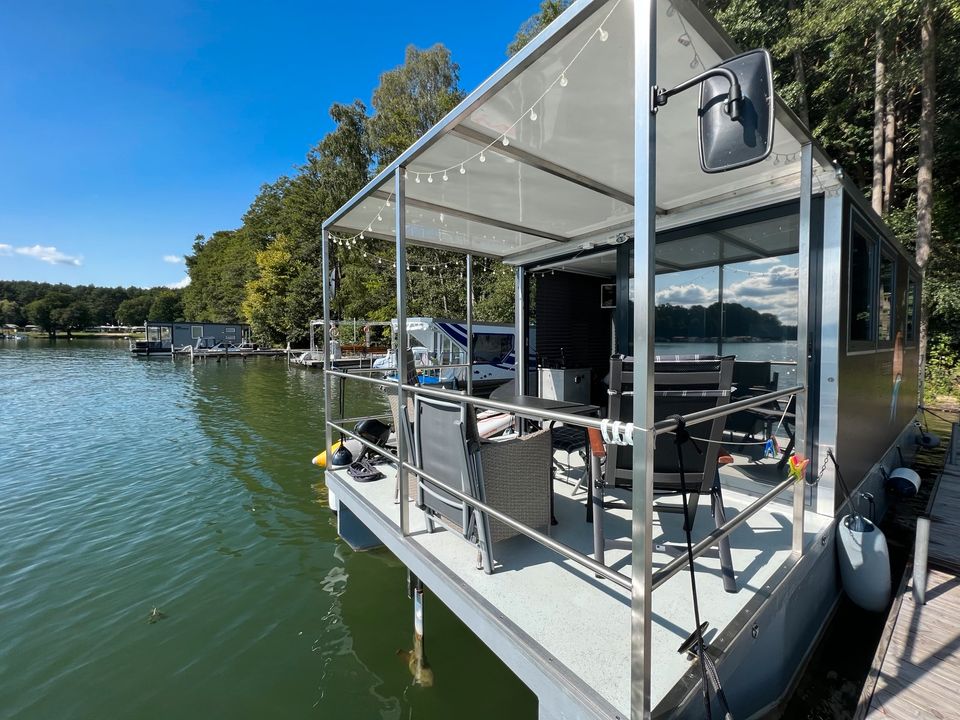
top-left (862, 424), bottom-right (960, 720)
top-left (327, 450), bottom-right (830, 715)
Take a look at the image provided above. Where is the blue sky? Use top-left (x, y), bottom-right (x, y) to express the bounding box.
top-left (0, 1), bottom-right (537, 289)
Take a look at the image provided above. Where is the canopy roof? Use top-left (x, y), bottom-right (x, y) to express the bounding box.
top-left (324, 0), bottom-right (840, 264)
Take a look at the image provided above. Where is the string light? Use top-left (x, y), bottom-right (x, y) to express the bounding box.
top-left (401, 0), bottom-right (622, 183)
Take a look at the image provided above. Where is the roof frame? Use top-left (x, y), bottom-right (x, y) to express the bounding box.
top-left (371, 190), bottom-right (568, 244)
top-left (322, 0), bottom-right (611, 231)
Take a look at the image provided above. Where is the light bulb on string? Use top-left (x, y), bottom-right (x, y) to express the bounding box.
top-left (529, 108), bottom-right (538, 121)
top-left (442, 171), bottom-right (448, 181)
top-left (415, 173), bottom-right (421, 183)
top-left (385, 200), bottom-right (391, 208)
top-left (479, 151), bottom-right (486, 162)
top-left (427, 174), bottom-right (433, 183)
top-left (439, 212), bottom-right (444, 223)
top-left (502, 136), bottom-right (509, 147)
top-left (599, 27), bottom-right (608, 42)
top-left (678, 33), bottom-right (691, 46)
top-left (403, 170), bottom-right (408, 179)
top-left (689, 56), bottom-right (699, 69)
top-left (377, 213), bottom-right (382, 221)
top-left (559, 72), bottom-right (568, 87)
top-left (459, 164), bottom-right (465, 174)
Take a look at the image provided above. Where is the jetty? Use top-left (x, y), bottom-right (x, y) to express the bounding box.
top-left (858, 423), bottom-right (960, 720)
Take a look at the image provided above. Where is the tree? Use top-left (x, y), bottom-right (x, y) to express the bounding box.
top-left (183, 230), bottom-right (260, 322)
top-left (0, 299), bottom-right (22, 326)
top-left (116, 295), bottom-right (153, 327)
top-left (507, 1), bottom-right (573, 55)
top-left (367, 45), bottom-right (464, 168)
top-left (51, 302), bottom-right (91, 339)
top-left (148, 290), bottom-right (184, 322)
top-left (242, 234), bottom-right (309, 345)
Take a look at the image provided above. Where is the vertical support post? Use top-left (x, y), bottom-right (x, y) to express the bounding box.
top-left (717, 263), bottom-right (725, 356)
top-left (466, 254), bottom-right (474, 395)
top-left (515, 266), bottom-right (528, 397)
top-left (616, 242), bottom-right (632, 355)
top-left (310, 320), bottom-right (316, 353)
top-left (793, 141), bottom-right (813, 556)
top-left (631, 0), bottom-right (657, 717)
top-left (914, 516), bottom-right (930, 605)
top-left (321, 228), bottom-right (333, 468)
top-left (395, 167), bottom-right (410, 536)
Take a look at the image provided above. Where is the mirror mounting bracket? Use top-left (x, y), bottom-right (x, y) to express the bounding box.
top-left (654, 67), bottom-right (743, 120)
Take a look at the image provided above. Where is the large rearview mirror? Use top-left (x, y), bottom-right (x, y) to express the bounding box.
top-left (699, 49), bottom-right (774, 173)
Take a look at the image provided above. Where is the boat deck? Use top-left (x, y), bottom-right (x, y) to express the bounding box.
top-left (860, 423), bottom-right (960, 720)
top-left (326, 453), bottom-right (831, 717)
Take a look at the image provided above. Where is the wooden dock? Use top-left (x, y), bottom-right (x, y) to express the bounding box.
top-left (857, 423), bottom-right (960, 720)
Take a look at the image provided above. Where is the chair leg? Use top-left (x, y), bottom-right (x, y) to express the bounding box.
top-left (711, 480), bottom-right (737, 593)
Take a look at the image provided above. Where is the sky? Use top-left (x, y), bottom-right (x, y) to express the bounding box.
top-left (0, 1), bottom-right (537, 289)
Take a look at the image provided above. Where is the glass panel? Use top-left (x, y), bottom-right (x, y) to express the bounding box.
top-left (147, 326), bottom-right (159, 342)
top-left (878, 252), bottom-right (896, 343)
top-left (160, 326), bottom-right (171, 342)
top-left (906, 278), bottom-right (917, 342)
top-left (654, 267), bottom-right (721, 354)
top-left (721, 255), bottom-right (799, 387)
top-left (191, 325), bottom-right (203, 339)
top-left (849, 223), bottom-right (876, 344)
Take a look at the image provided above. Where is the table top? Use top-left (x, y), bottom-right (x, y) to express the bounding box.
top-left (503, 395), bottom-right (601, 417)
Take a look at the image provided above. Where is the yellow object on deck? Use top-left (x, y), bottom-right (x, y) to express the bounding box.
top-left (312, 441), bottom-right (342, 468)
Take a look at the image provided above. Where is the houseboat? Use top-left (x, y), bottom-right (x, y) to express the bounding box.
top-left (371, 317), bottom-right (537, 393)
top-left (130, 321), bottom-right (251, 356)
top-left (316, 1), bottom-right (923, 718)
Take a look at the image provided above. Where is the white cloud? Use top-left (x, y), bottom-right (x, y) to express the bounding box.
top-left (163, 254), bottom-right (183, 264)
top-left (726, 264), bottom-right (799, 323)
top-left (14, 244), bottom-right (82, 266)
top-left (655, 283), bottom-right (717, 306)
top-left (167, 275), bottom-right (191, 289)
top-left (0, 244), bottom-right (11, 255)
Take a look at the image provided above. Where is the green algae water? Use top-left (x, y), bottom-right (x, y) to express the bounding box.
top-left (0, 340), bottom-right (535, 720)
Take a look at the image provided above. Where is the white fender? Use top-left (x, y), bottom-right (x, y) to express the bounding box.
top-left (837, 516), bottom-right (891, 612)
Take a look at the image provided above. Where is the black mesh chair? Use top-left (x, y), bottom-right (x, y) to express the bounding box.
top-left (605, 354), bottom-right (738, 592)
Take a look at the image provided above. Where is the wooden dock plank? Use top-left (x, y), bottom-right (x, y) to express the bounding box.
top-left (861, 424), bottom-right (960, 720)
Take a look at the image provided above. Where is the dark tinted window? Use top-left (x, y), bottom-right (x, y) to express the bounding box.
top-left (849, 223), bottom-right (876, 344)
top-left (473, 333), bottom-right (512, 363)
top-left (878, 252), bottom-right (896, 343)
top-left (906, 277), bottom-right (918, 342)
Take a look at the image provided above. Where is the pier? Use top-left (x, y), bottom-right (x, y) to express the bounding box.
top-left (858, 423), bottom-right (960, 720)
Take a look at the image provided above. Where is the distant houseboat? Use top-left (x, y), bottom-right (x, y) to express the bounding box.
top-left (130, 321), bottom-right (251, 356)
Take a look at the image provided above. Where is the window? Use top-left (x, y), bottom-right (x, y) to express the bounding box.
top-left (906, 277), bottom-right (918, 342)
top-left (473, 333), bottom-right (513, 363)
top-left (191, 325), bottom-right (203, 339)
top-left (849, 219), bottom-right (877, 346)
top-left (225, 326), bottom-right (236, 336)
top-left (878, 251), bottom-right (896, 344)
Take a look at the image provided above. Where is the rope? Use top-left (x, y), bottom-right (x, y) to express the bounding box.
top-left (919, 405), bottom-right (958, 425)
top-left (671, 415), bottom-right (735, 720)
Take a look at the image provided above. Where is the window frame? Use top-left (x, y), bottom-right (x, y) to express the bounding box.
top-left (847, 210), bottom-right (880, 354)
top-left (905, 274), bottom-right (919, 346)
top-left (877, 246), bottom-right (897, 349)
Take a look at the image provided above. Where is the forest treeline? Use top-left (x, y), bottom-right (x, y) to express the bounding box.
top-left (3, 1), bottom-right (959, 394)
top-left (0, 280), bottom-right (182, 337)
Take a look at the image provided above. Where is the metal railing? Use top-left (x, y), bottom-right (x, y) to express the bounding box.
top-left (324, 366), bottom-right (806, 595)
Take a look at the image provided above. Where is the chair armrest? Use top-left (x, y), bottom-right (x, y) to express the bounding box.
top-left (587, 428), bottom-right (606, 458)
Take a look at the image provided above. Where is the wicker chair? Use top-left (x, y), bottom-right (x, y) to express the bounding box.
top-left (413, 394), bottom-right (552, 573)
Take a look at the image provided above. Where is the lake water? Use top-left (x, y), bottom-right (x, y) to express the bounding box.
top-left (0, 340), bottom-right (535, 720)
